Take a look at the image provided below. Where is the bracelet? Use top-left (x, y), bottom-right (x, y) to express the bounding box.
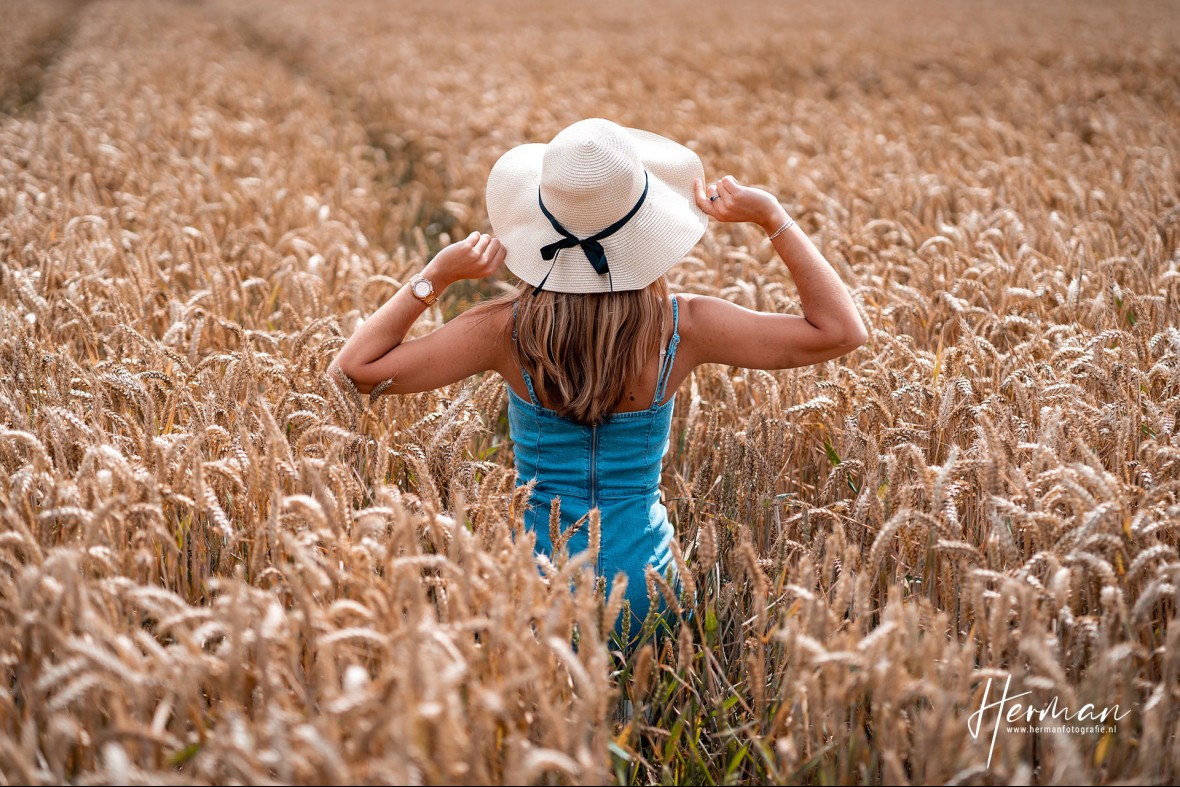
top-left (767, 216), bottom-right (796, 241)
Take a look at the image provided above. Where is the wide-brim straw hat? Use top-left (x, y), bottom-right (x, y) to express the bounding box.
top-left (486, 118), bottom-right (708, 293)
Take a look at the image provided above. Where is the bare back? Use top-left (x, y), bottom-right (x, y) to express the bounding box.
top-left (498, 290), bottom-right (863, 412)
top-left (499, 295), bottom-right (684, 413)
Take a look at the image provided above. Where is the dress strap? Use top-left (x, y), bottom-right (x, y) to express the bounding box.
top-left (651, 296), bottom-right (680, 408)
top-left (511, 301), bottom-right (542, 406)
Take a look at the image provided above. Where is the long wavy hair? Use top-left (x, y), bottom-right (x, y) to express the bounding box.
top-left (477, 277), bottom-right (670, 426)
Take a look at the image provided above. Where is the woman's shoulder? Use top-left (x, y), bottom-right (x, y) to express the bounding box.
top-left (669, 292), bottom-right (712, 339)
top-left (464, 294), bottom-right (516, 322)
top-left (666, 292), bottom-right (762, 368)
top-left (448, 295), bottom-right (516, 361)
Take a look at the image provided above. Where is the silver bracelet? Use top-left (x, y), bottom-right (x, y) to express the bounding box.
top-left (767, 216), bottom-right (796, 240)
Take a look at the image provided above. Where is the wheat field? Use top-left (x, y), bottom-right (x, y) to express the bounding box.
top-left (1, 0), bottom-right (1178, 783)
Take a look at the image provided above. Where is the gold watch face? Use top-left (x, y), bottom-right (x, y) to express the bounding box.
top-left (412, 278), bottom-right (432, 298)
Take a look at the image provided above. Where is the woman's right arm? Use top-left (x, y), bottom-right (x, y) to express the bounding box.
top-left (680, 176), bottom-right (868, 370)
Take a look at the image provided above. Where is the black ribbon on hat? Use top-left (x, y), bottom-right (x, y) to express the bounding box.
top-left (534, 171), bottom-right (649, 294)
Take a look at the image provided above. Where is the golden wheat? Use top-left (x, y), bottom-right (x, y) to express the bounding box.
top-left (0, 0), bottom-right (1178, 784)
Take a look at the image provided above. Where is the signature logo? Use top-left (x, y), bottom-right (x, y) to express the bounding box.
top-left (968, 675), bottom-right (1130, 767)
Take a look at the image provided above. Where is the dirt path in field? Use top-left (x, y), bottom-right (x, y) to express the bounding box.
top-left (0, 0), bottom-right (95, 114)
top-left (227, 5), bottom-right (462, 261)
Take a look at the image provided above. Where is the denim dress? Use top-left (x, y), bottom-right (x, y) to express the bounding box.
top-left (508, 297), bottom-right (681, 637)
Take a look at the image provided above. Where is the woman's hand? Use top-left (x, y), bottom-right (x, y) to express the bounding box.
top-left (329, 230), bottom-right (507, 394)
top-left (694, 176), bottom-right (788, 233)
top-left (423, 231), bottom-right (507, 288)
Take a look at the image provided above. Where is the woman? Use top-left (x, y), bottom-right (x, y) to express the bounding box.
top-left (329, 119), bottom-right (867, 644)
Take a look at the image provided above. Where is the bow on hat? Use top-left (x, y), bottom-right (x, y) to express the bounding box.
top-left (533, 172), bottom-right (650, 294)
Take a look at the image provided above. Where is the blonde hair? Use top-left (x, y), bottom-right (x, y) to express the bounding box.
top-left (477, 278), bottom-right (670, 426)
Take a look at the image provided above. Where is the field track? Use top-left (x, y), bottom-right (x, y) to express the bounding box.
top-left (1, 0), bottom-right (1179, 783)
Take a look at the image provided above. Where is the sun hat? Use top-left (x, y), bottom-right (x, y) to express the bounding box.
top-left (485, 118), bottom-right (708, 294)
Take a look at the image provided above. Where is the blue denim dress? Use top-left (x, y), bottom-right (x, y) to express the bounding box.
top-left (508, 296), bottom-right (680, 637)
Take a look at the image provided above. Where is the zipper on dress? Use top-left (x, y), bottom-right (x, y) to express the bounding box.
top-left (589, 423), bottom-right (598, 508)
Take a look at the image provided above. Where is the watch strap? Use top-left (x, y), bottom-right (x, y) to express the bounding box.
top-left (410, 274), bottom-right (438, 306)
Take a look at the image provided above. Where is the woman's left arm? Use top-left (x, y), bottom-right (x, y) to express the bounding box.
top-left (327, 231), bottom-right (507, 395)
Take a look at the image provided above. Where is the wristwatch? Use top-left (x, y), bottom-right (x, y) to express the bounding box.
top-left (409, 274), bottom-right (438, 306)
